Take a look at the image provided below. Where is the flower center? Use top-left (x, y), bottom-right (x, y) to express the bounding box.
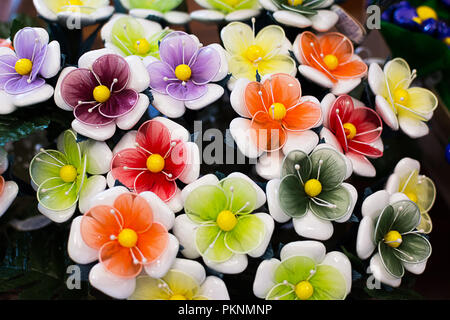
top-left (59, 165), bottom-right (77, 183)
top-left (270, 102), bottom-right (287, 120)
top-left (14, 58), bottom-right (33, 75)
top-left (134, 38), bottom-right (151, 55)
top-left (288, 0), bottom-right (303, 5)
top-left (304, 179), bottom-right (322, 197)
top-left (384, 230), bottom-right (402, 248)
top-left (323, 54), bottom-right (339, 70)
top-left (146, 154), bottom-right (165, 173)
top-left (175, 64), bottom-right (192, 81)
top-left (216, 210), bottom-right (237, 232)
top-left (405, 192), bottom-right (418, 203)
top-left (245, 45), bottom-right (264, 63)
top-left (118, 228), bottom-right (138, 248)
top-left (295, 281), bottom-right (313, 300)
top-left (343, 122), bottom-right (357, 140)
top-left (393, 88), bottom-right (409, 105)
top-left (62, 0), bottom-right (84, 12)
top-left (170, 294), bottom-right (187, 300)
top-left (223, 0), bottom-right (241, 7)
top-left (93, 85), bottom-right (111, 103)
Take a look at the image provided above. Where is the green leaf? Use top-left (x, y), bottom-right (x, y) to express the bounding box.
top-left (184, 185), bottom-right (228, 223)
top-left (310, 148), bottom-right (346, 190)
top-left (219, 177), bottom-right (257, 215)
top-left (309, 185), bottom-right (351, 221)
top-left (390, 200), bottom-right (421, 234)
top-left (378, 242), bottom-right (404, 278)
top-left (309, 265), bottom-right (347, 300)
top-left (374, 205), bottom-right (395, 244)
top-left (393, 234), bottom-right (431, 264)
top-left (281, 149), bottom-right (311, 181)
top-left (274, 256), bottom-right (316, 285)
top-left (224, 214), bottom-right (265, 254)
top-left (266, 283), bottom-right (296, 300)
top-left (279, 174), bottom-right (309, 218)
top-left (195, 225), bottom-right (233, 263)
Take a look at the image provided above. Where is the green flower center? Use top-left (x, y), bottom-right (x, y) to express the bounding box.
top-left (59, 165), bottom-right (77, 183)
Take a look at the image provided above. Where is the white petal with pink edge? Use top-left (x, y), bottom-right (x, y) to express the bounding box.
top-left (346, 151), bottom-right (376, 177)
top-left (67, 216), bottom-right (98, 264)
top-left (144, 234), bottom-right (179, 278)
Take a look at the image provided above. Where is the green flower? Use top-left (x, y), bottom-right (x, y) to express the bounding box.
top-left (271, 0), bottom-right (330, 16)
top-left (278, 148), bottom-right (352, 221)
top-left (127, 0), bottom-right (183, 13)
top-left (184, 177), bottom-right (266, 263)
top-left (205, 0), bottom-right (259, 14)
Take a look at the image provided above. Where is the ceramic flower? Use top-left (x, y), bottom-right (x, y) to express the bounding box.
top-left (68, 187), bottom-right (180, 299)
top-left (319, 94), bottom-right (383, 177)
top-left (293, 31), bottom-right (367, 95)
top-left (33, 0), bottom-right (114, 27)
top-left (368, 58), bottom-right (438, 138)
top-left (0, 27), bottom-right (60, 115)
top-left (254, 241), bottom-right (351, 300)
top-left (54, 48), bottom-right (150, 141)
top-left (173, 173), bottom-right (274, 274)
top-left (259, 0), bottom-right (338, 32)
top-left (356, 191), bottom-right (432, 287)
top-left (190, 0), bottom-right (261, 23)
top-left (29, 130), bottom-right (112, 223)
top-left (110, 118), bottom-right (200, 213)
top-left (267, 145), bottom-right (356, 240)
top-left (220, 21), bottom-right (296, 87)
top-left (145, 31), bottom-right (228, 118)
top-left (385, 158), bottom-right (436, 234)
top-left (120, 0), bottom-right (190, 25)
top-left (129, 258), bottom-right (230, 300)
top-left (230, 73), bottom-right (322, 180)
top-left (0, 149), bottom-right (19, 218)
top-left (0, 38), bottom-right (13, 50)
top-left (101, 14), bottom-right (171, 59)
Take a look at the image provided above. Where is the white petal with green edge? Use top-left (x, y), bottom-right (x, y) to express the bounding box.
top-left (385, 173), bottom-right (400, 194)
top-left (248, 213), bottom-right (274, 258)
top-left (293, 210), bottom-right (334, 240)
top-left (145, 234), bottom-right (179, 278)
top-left (78, 175), bottom-right (107, 213)
top-left (310, 10), bottom-right (339, 32)
top-left (173, 214), bottom-right (201, 259)
top-left (375, 95), bottom-right (398, 130)
top-left (321, 251), bottom-right (352, 295)
top-left (280, 240), bottom-right (326, 264)
top-left (172, 258), bottom-right (206, 285)
top-left (139, 191), bottom-right (175, 230)
top-left (369, 253), bottom-right (401, 287)
top-left (361, 190), bottom-right (390, 219)
top-left (72, 119), bottom-right (116, 141)
top-left (273, 10), bottom-right (312, 28)
top-left (313, 143), bottom-right (352, 179)
top-left (0, 181), bottom-right (18, 217)
top-left (191, 9), bottom-right (225, 22)
top-left (255, 151), bottom-right (283, 180)
top-left (181, 174), bottom-right (219, 203)
top-left (229, 117), bottom-right (264, 159)
top-left (29, 150), bottom-right (68, 186)
top-left (67, 216), bottom-right (98, 264)
top-left (356, 216), bottom-right (376, 260)
top-left (116, 94), bottom-right (149, 130)
top-left (345, 151), bottom-right (376, 177)
top-left (253, 258), bottom-right (281, 299)
top-left (38, 202), bottom-right (76, 223)
top-left (335, 182), bottom-right (358, 223)
top-left (203, 253), bottom-right (248, 274)
top-left (398, 115), bottom-right (429, 139)
top-left (199, 276), bottom-right (230, 300)
top-left (227, 172), bottom-right (266, 209)
top-left (266, 178), bottom-right (291, 223)
top-left (89, 263), bottom-right (136, 299)
top-left (368, 62), bottom-right (387, 97)
top-left (282, 130), bottom-right (319, 156)
top-left (298, 65), bottom-right (333, 88)
top-left (151, 91), bottom-right (186, 118)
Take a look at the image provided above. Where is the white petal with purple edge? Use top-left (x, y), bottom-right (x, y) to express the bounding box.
top-left (280, 240), bottom-right (326, 263)
top-left (230, 78), bottom-right (251, 117)
top-left (227, 172), bottom-right (266, 209)
top-left (321, 251), bottom-right (352, 295)
top-left (253, 258), bottom-right (280, 299)
top-left (273, 10), bottom-right (312, 28)
top-left (332, 78), bottom-right (361, 95)
top-left (72, 120), bottom-right (116, 141)
top-left (78, 175), bottom-right (107, 213)
top-left (369, 253), bottom-right (401, 287)
top-left (345, 152), bottom-right (376, 177)
top-left (12, 84), bottom-right (54, 107)
top-left (0, 181), bottom-right (18, 217)
top-left (113, 131), bottom-right (137, 155)
top-left (116, 94), bottom-right (149, 130)
top-left (88, 186), bottom-right (129, 208)
top-left (229, 117), bottom-right (263, 159)
top-left (39, 41), bottom-right (60, 79)
top-left (394, 157), bottom-right (420, 176)
top-left (164, 11), bottom-right (190, 25)
top-left (398, 116), bottom-right (429, 138)
top-left (266, 178), bottom-right (291, 223)
top-left (209, 44), bottom-right (229, 82)
top-left (385, 173), bottom-right (400, 194)
top-left (282, 130), bottom-right (319, 155)
top-left (225, 10), bottom-right (261, 22)
top-left (361, 190), bottom-right (390, 219)
top-left (335, 182), bottom-right (357, 223)
top-left (54, 67), bottom-right (77, 111)
top-left (144, 234), bottom-right (179, 278)
top-left (152, 91), bottom-right (186, 118)
top-left (356, 216), bottom-right (376, 260)
top-left (248, 213), bottom-right (274, 258)
top-left (203, 253), bottom-right (248, 274)
top-left (67, 216), bottom-right (98, 264)
top-left (190, 10), bottom-right (225, 22)
top-left (375, 95), bottom-right (398, 130)
top-left (38, 202), bottom-right (76, 223)
top-left (255, 151), bottom-right (283, 180)
top-left (125, 56), bottom-right (150, 92)
top-left (172, 258), bottom-right (206, 284)
top-left (199, 276), bottom-right (230, 300)
top-left (173, 214), bottom-right (201, 259)
top-left (310, 10), bottom-right (339, 32)
top-left (403, 260), bottom-right (427, 275)
top-left (185, 84), bottom-right (224, 110)
top-left (178, 142), bottom-right (200, 184)
top-left (293, 210), bottom-right (334, 240)
top-left (298, 65), bottom-right (333, 88)
top-left (181, 174), bottom-right (220, 203)
top-left (139, 191), bottom-right (175, 230)
top-left (89, 263), bottom-right (136, 299)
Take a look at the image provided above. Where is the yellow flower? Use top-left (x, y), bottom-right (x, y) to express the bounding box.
top-left (369, 58), bottom-right (438, 138)
top-left (220, 21), bottom-right (296, 81)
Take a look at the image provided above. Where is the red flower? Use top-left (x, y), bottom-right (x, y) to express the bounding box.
top-left (111, 120), bottom-right (187, 201)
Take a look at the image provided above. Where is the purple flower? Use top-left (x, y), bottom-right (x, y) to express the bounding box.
top-left (0, 28), bottom-right (48, 95)
top-left (60, 54), bottom-right (139, 126)
top-left (147, 31), bottom-right (221, 101)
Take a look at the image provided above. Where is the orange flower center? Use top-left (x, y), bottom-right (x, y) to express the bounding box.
top-left (343, 122), bottom-right (357, 140)
top-left (270, 102), bottom-right (287, 120)
top-left (118, 228), bottom-right (138, 248)
top-left (323, 54), bottom-right (339, 70)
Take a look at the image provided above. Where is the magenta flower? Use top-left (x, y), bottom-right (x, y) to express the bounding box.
top-left (147, 31), bottom-right (221, 101)
top-left (60, 54), bottom-right (139, 126)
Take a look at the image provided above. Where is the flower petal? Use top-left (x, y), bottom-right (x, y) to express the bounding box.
top-left (4, 75), bottom-right (45, 95)
top-left (264, 73), bottom-right (302, 111)
top-left (219, 177), bottom-right (257, 215)
top-left (274, 256), bottom-right (316, 285)
top-left (159, 32), bottom-right (199, 69)
top-left (224, 214), bottom-right (265, 254)
top-left (319, 32), bottom-right (353, 64)
top-left (190, 45), bottom-right (221, 85)
top-left (129, 276), bottom-right (171, 300)
top-left (63, 130), bottom-right (82, 168)
top-left (92, 54), bottom-right (130, 92)
top-left (244, 80), bottom-right (270, 117)
top-left (309, 264), bottom-right (347, 300)
top-left (37, 177), bottom-right (79, 211)
top-left (254, 25), bottom-right (286, 58)
top-left (220, 22), bottom-right (253, 56)
top-left (331, 59), bottom-right (367, 79)
top-left (257, 55), bottom-right (296, 78)
top-left (348, 107), bottom-right (382, 143)
top-left (136, 120), bottom-right (171, 156)
top-left (111, 148), bottom-right (148, 188)
top-left (166, 81), bottom-right (208, 101)
top-left (184, 185), bottom-right (228, 223)
top-left (134, 171), bottom-right (177, 201)
top-left (61, 68), bottom-right (97, 108)
top-left (147, 61), bottom-right (176, 93)
top-left (195, 225), bottom-right (233, 263)
top-left (164, 140), bottom-right (187, 180)
top-left (136, 222), bottom-right (168, 263)
top-left (0, 54), bottom-right (17, 89)
top-left (404, 87), bottom-right (438, 118)
top-left (114, 193), bottom-right (153, 233)
top-left (309, 185), bottom-right (351, 221)
top-left (99, 240), bottom-right (142, 278)
top-left (228, 54), bottom-right (256, 80)
top-left (384, 57), bottom-right (411, 92)
top-left (283, 101), bottom-right (322, 131)
top-left (29, 150), bottom-right (68, 186)
top-left (250, 111), bottom-right (287, 152)
top-left (279, 174), bottom-right (308, 218)
top-left (310, 148), bottom-right (347, 190)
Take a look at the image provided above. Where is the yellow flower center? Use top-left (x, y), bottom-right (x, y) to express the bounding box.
top-left (445, 37), bottom-right (450, 46)
top-left (245, 45), bottom-right (264, 63)
top-left (304, 179), bottom-right (322, 198)
top-left (175, 64), bottom-right (192, 81)
top-left (93, 85), bottom-right (111, 103)
top-left (14, 58), bottom-right (33, 75)
top-left (416, 6), bottom-right (437, 21)
top-left (295, 281), bottom-right (314, 300)
top-left (384, 230), bottom-right (402, 248)
top-left (146, 154), bottom-right (165, 173)
top-left (405, 192), bottom-right (418, 203)
top-left (288, 0), bottom-right (303, 5)
top-left (270, 102), bottom-right (287, 120)
top-left (62, 0), bottom-right (84, 12)
top-left (59, 165), bottom-right (77, 183)
top-left (118, 228), bottom-right (138, 248)
top-left (134, 38), bottom-right (151, 55)
top-left (216, 210), bottom-right (237, 232)
top-left (393, 88), bottom-right (409, 105)
top-left (343, 122), bottom-right (357, 140)
top-left (323, 54), bottom-right (339, 70)
top-left (412, 16), bottom-right (422, 25)
top-left (223, 0), bottom-right (241, 7)
top-left (170, 294), bottom-right (187, 300)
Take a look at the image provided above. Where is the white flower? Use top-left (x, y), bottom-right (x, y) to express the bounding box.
top-left (190, 0), bottom-right (262, 23)
top-left (120, 0), bottom-right (190, 25)
top-left (0, 149), bottom-right (19, 218)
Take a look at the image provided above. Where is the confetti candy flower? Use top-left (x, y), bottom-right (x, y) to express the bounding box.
top-left (356, 191), bottom-right (432, 287)
top-left (129, 258), bottom-right (230, 300)
top-left (190, 0), bottom-right (261, 23)
top-left (68, 186), bottom-right (180, 299)
top-left (0, 27), bottom-right (60, 115)
top-left (173, 173), bottom-right (274, 274)
top-left (0, 38), bottom-right (13, 50)
top-left (319, 94), bottom-right (383, 177)
top-left (267, 145), bottom-right (356, 240)
top-left (254, 241), bottom-right (351, 300)
top-left (368, 58), bottom-right (438, 138)
top-left (230, 73), bottom-right (322, 180)
top-left (54, 49), bottom-right (150, 141)
top-left (385, 157), bottom-right (436, 234)
top-left (259, 0), bottom-right (338, 32)
top-left (293, 31), bottom-right (367, 95)
top-left (145, 31), bottom-right (228, 118)
top-left (0, 149), bottom-right (19, 218)
top-left (120, 0), bottom-right (190, 25)
top-left (29, 130), bottom-right (112, 223)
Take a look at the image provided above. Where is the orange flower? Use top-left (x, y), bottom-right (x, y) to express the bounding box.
top-left (297, 32), bottom-right (367, 83)
top-left (244, 73), bottom-right (322, 151)
top-left (80, 193), bottom-right (168, 278)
